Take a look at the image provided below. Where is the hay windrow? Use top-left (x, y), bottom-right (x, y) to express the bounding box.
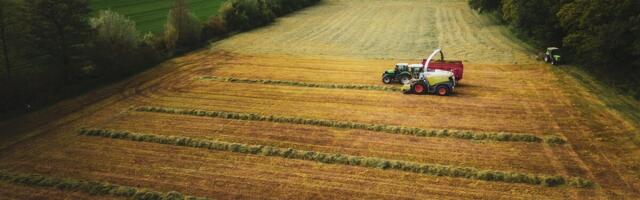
top-left (0, 170), bottom-right (208, 200)
top-left (200, 76), bottom-right (402, 92)
top-left (134, 106), bottom-right (566, 144)
top-left (78, 128), bottom-right (594, 188)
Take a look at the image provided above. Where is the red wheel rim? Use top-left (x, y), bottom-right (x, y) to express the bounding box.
top-left (415, 85), bottom-right (424, 93)
top-left (438, 87), bottom-right (447, 95)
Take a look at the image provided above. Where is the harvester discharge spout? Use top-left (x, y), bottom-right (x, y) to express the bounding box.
top-left (420, 48), bottom-right (441, 79)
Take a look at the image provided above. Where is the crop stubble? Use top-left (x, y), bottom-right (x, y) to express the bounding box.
top-left (0, 0), bottom-right (639, 199)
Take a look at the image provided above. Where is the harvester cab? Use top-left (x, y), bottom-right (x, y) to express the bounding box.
top-left (402, 49), bottom-right (457, 96)
top-left (408, 64), bottom-right (424, 78)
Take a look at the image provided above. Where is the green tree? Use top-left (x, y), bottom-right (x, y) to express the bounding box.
top-left (164, 0), bottom-right (202, 50)
top-left (25, 0), bottom-right (91, 81)
top-left (558, 0), bottom-right (640, 95)
top-left (89, 10), bottom-right (139, 74)
top-left (90, 10), bottom-right (138, 50)
top-left (500, 0), bottom-right (567, 46)
top-left (469, 0), bottom-right (501, 13)
top-left (220, 0), bottom-right (275, 31)
top-left (0, 0), bottom-right (20, 81)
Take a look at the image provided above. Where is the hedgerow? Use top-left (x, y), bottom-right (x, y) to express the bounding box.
top-left (219, 0), bottom-right (320, 31)
top-left (78, 128), bottom-right (593, 188)
top-left (134, 106), bottom-right (566, 144)
top-left (0, 170), bottom-right (208, 200)
top-left (200, 76), bottom-right (401, 92)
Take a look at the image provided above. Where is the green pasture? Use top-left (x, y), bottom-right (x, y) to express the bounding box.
top-left (89, 0), bottom-right (225, 34)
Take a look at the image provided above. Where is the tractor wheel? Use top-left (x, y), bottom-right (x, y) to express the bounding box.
top-left (382, 76), bottom-right (392, 84)
top-left (414, 83), bottom-right (426, 94)
top-left (551, 59), bottom-right (557, 65)
top-left (400, 75), bottom-right (411, 85)
top-left (436, 85), bottom-right (450, 96)
top-left (544, 55), bottom-right (549, 63)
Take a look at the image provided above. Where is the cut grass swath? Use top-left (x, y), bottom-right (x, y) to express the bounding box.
top-left (134, 106), bottom-right (566, 144)
top-left (0, 170), bottom-right (208, 200)
top-left (78, 128), bottom-right (593, 188)
top-left (200, 76), bottom-right (402, 92)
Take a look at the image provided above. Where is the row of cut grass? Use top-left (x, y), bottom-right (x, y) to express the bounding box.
top-left (0, 170), bottom-right (207, 200)
top-left (200, 76), bottom-right (402, 92)
top-left (134, 106), bottom-right (566, 144)
top-left (78, 128), bottom-right (593, 188)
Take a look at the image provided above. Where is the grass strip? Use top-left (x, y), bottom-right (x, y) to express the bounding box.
top-left (134, 106), bottom-right (566, 145)
top-left (200, 76), bottom-right (402, 92)
top-left (78, 128), bottom-right (593, 188)
top-left (0, 170), bottom-right (208, 200)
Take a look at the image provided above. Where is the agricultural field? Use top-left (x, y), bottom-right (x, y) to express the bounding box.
top-left (89, 0), bottom-right (224, 33)
top-left (1, 0), bottom-right (640, 199)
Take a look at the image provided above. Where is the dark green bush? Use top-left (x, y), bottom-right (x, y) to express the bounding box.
top-left (220, 0), bottom-right (275, 31)
top-left (269, 0), bottom-right (319, 16)
top-left (165, 0), bottom-right (203, 50)
top-left (219, 0), bottom-right (320, 31)
top-left (87, 10), bottom-right (163, 78)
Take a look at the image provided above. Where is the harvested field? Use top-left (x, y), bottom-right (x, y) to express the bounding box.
top-left (105, 111), bottom-right (559, 174)
top-left (0, 129), bottom-right (589, 199)
top-left (133, 106), bottom-right (560, 144)
top-left (213, 0), bottom-right (534, 63)
top-left (0, 183), bottom-right (119, 200)
top-left (1, 0), bottom-right (639, 199)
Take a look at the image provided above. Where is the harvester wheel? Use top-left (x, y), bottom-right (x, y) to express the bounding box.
top-left (414, 83), bottom-right (425, 94)
top-left (436, 85), bottom-right (449, 96)
top-left (400, 75), bottom-right (410, 85)
top-left (382, 76), bottom-right (392, 84)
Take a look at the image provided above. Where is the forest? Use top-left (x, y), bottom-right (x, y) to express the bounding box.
top-left (470, 0), bottom-right (640, 98)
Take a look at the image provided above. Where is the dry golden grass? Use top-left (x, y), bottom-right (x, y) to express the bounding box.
top-left (213, 0), bottom-right (535, 64)
top-left (0, 183), bottom-right (120, 200)
top-left (0, 0), bottom-right (639, 199)
top-left (0, 130), bottom-right (587, 199)
top-left (105, 111), bottom-right (559, 174)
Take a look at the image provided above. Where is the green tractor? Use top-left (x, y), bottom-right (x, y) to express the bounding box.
top-left (544, 47), bottom-right (562, 65)
top-left (381, 63), bottom-right (424, 85)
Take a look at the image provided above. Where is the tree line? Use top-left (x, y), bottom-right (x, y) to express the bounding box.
top-left (470, 0), bottom-right (640, 99)
top-left (0, 0), bottom-right (320, 119)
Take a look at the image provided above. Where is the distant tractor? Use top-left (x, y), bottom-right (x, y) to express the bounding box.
top-left (382, 49), bottom-right (463, 84)
top-left (381, 63), bottom-right (424, 84)
top-left (402, 49), bottom-right (457, 96)
top-left (544, 47), bottom-right (562, 65)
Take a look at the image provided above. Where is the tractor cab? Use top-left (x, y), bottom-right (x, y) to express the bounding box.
top-left (395, 63), bottom-right (409, 72)
top-left (544, 47), bottom-right (562, 65)
top-left (408, 64), bottom-right (424, 78)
